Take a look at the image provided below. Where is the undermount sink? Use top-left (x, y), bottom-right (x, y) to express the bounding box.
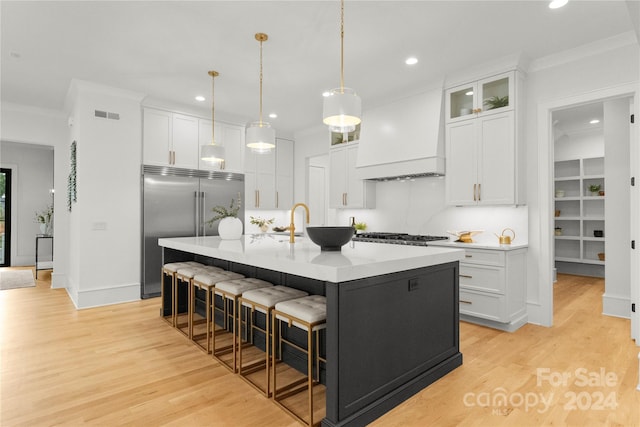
top-left (306, 226), bottom-right (355, 251)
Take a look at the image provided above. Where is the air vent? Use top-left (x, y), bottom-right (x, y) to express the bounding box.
top-left (94, 110), bottom-right (120, 120)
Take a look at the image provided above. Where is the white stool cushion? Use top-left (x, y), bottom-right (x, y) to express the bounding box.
top-left (241, 286), bottom-right (308, 312)
top-left (176, 266), bottom-right (210, 279)
top-left (184, 261), bottom-right (205, 267)
top-left (194, 271), bottom-right (245, 287)
top-left (215, 278), bottom-right (273, 297)
top-left (275, 295), bottom-right (327, 329)
top-left (163, 262), bottom-right (189, 273)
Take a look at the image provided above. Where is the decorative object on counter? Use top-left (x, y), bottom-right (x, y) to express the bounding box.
top-left (554, 227), bottom-right (562, 236)
top-left (34, 204), bottom-right (53, 235)
top-left (588, 184), bottom-right (601, 196)
top-left (200, 70), bottom-right (226, 163)
top-left (249, 216), bottom-right (274, 232)
top-left (554, 209), bottom-right (561, 217)
top-left (594, 230), bottom-right (604, 237)
top-left (67, 140), bottom-right (77, 211)
top-left (447, 230), bottom-right (483, 243)
top-left (483, 95), bottom-right (509, 110)
top-left (495, 228), bottom-right (515, 245)
top-left (306, 226), bottom-right (355, 251)
top-left (272, 226), bottom-right (289, 232)
top-left (599, 190), bottom-right (605, 196)
top-left (206, 195), bottom-right (243, 239)
top-left (555, 189), bottom-right (565, 198)
top-left (322, 0), bottom-right (362, 133)
top-left (354, 222), bottom-right (367, 232)
top-left (246, 33), bottom-right (276, 154)
top-left (598, 252), bottom-right (605, 261)
top-left (289, 203), bottom-right (309, 243)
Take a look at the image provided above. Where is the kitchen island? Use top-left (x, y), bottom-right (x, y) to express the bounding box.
top-left (159, 234), bottom-right (465, 427)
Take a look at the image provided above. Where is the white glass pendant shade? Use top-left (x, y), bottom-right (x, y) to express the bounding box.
top-left (201, 143), bottom-right (225, 162)
top-left (322, 87), bottom-right (362, 133)
top-left (246, 121), bottom-right (276, 153)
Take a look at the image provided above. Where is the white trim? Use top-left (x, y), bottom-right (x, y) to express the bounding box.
top-left (76, 282), bottom-right (141, 310)
top-left (529, 32), bottom-right (638, 73)
top-left (538, 82), bottom-right (639, 329)
top-left (602, 293), bottom-right (631, 319)
top-left (50, 272), bottom-right (66, 289)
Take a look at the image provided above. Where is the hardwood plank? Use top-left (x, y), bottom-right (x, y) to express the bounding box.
top-left (1, 269), bottom-right (638, 426)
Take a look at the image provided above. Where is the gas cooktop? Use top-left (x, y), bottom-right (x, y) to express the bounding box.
top-left (352, 232), bottom-right (449, 246)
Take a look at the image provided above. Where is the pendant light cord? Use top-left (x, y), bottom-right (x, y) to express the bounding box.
top-left (210, 71), bottom-right (216, 144)
top-left (259, 37), bottom-right (264, 125)
top-left (340, 0), bottom-right (345, 94)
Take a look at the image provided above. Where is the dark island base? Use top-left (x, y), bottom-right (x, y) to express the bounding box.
top-left (161, 248), bottom-right (461, 427)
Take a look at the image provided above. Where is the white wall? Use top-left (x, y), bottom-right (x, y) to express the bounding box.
top-left (0, 141), bottom-right (54, 265)
top-left (0, 103), bottom-right (69, 287)
top-left (64, 80), bottom-right (144, 308)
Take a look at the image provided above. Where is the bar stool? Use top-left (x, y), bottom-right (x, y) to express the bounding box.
top-left (161, 262), bottom-right (194, 326)
top-left (238, 286), bottom-right (309, 396)
top-left (212, 278), bottom-right (274, 372)
top-left (272, 295), bottom-right (327, 427)
top-left (191, 270), bottom-right (245, 353)
top-left (174, 265), bottom-right (218, 337)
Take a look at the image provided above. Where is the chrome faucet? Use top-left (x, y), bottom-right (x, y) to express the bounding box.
top-left (290, 203), bottom-right (310, 243)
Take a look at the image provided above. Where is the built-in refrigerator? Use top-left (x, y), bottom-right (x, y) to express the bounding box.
top-left (141, 165), bottom-right (245, 298)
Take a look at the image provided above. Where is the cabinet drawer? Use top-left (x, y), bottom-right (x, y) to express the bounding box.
top-left (459, 289), bottom-right (505, 322)
top-left (459, 264), bottom-right (505, 294)
top-left (461, 249), bottom-right (505, 266)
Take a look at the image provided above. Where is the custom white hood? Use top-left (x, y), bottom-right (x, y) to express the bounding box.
top-left (355, 87), bottom-right (445, 180)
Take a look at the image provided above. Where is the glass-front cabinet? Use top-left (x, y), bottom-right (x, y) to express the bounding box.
top-left (446, 71), bottom-right (515, 122)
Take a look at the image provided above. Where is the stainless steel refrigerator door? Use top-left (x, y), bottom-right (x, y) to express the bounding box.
top-left (199, 178), bottom-right (245, 237)
top-left (142, 174), bottom-right (199, 297)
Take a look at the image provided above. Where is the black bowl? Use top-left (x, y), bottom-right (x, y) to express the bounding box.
top-left (306, 226), bottom-right (355, 251)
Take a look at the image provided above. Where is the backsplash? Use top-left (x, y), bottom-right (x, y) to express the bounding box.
top-left (332, 177), bottom-right (528, 244)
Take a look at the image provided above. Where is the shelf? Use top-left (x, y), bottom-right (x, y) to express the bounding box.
top-left (554, 176), bottom-right (580, 182)
top-left (555, 256), bottom-right (582, 263)
top-left (554, 235), bottom-right (580, 240)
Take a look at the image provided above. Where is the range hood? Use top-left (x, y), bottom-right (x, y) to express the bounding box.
top-left (354, 87), bottom-right (445, 181)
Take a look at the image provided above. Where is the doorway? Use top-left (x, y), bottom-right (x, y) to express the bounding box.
top-left (0, 168), bottom-right (11, 266)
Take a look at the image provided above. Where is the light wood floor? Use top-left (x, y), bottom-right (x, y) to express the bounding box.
top-left (1, 269), bottom-right (638, 426)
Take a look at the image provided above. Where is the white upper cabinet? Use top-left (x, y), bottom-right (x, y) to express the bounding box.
top-left (329, 143), bottom-right (375, 209)
top-left (171, 113), bottom-right (199, 169)
top-left (445, 70), bottom-right (524, 206)
top-left (244, 139), bottom-right (293, 210)
top-left (445, 71), bottom-right (514, 123)
top-left (143, 108), bottom-right (199, 169)
top-left (198, 119), bottom-right (244, 173)
top-left (275, 138), bottom-right (294, 209)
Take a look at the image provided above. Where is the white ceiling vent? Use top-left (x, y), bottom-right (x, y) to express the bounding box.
top-left (94, 110), bottom-right (120, 120)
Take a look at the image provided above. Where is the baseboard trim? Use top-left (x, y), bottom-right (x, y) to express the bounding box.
top-left (76, 282), bottom-right (140, 309)
top-left (460, 313), bottom-right (528, 332)
top-left (602, 293), bottom-right (630, 319)
top-left (51, 272), bottom-right (66, 289)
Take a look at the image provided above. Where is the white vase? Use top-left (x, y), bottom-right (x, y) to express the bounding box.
top-left (39, 223), bottom-right (47, 235)
top-left (218, 217), bottom-right (243, 240)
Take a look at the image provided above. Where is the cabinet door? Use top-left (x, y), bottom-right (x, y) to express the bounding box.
top-left (446, 120), bottom-right (478, 205)
top-left (275, 138), bottom-right (294, 209)
top-left (172, 113), bottom-right (199, 169)
top-left (329, 147), bottom-right (348, 208)
top-left (198, 119), bottom-right (220, 171)
top-left (478, 112), bottom-right (514, 205)
top-left (477, 71), bottom-right (514, 117)
top-left (345, 144), bottom-right (363, 207)
top-left (143, 108), bottom-right (172, 166)
top-left (246, 149), bottom-right (276, 209)
top-left (446, 82), bottom-right (476, 123)
top-left (220, 124), bottom-right (244, 173)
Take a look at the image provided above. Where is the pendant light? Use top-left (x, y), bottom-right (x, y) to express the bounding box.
top-left (322, 0), bottom-right (361, 133)
top-left (246, 33), bottom-right (276, 154)
top-left (200, 70), bottom-right (226, 162)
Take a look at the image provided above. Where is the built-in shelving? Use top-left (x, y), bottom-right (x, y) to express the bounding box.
top-left (554, 156), bottom-right (605, 265)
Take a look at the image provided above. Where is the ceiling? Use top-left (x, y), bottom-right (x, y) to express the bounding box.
top-left (1, 1), bottom-right (637, 137)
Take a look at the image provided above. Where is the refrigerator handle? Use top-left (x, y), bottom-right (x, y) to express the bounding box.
top-left (201, 192), bottom-right (207, 236)
top-left (194, 191), bottom-right (200, 236)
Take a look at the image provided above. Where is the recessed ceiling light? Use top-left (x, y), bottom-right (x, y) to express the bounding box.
top-left (549, 0), bottom-right (568, 9)
top-left (465, 91), bottom-right (474, 96)
top-left (405, 57), bottom-right (418, 65)
top-left (589, 119), bottom-right (600, 124)
top-left (322, 91), bottom-right (331, 97)
top-left (195, 95), bottom-right (205, 102)
top-left (269, 113), bottom-right (278, 119)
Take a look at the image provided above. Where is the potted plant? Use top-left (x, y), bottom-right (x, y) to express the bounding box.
top-left (354, 222), bottom-right (367, 233)
top-left (249, 216), bottom-right (275, 232)
top-left (588, 184), bottom-right (601, 196)
top-left (34, 204), bottom-right (54, 235)
top-left (206, 195), bottom-right (242, 239)
top-left (554, 227), bottom-right (562, 236)
top-left (483, 95), bottom-right (509, 110)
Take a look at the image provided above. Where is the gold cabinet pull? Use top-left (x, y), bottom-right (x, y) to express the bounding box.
top-left (459, 300), bottom-right (473, 305)
top-left (460, 274), bottom-right (473, 279)
top-left (478, 183), bottom-right (481, 201)
top-left (465, 254), bottom-right (472, 258)
top-left (473, 184), bottom-right (477, 201)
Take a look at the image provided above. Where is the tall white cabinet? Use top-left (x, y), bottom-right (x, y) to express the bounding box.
top-left (244, 138), bottom-right (294, 210)
top-left (445, 70), bottom-right (525, 206)
top-left (329, 142), bottom-right (375, 209)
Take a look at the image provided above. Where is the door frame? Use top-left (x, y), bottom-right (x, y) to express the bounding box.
top-left (537, 82), bottom-right (638, 340)
top-left (0, 168), bottom-right (12, 266)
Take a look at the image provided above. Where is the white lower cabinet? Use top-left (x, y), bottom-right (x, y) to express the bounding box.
top-left (452, 246), bottom-right (527, 332)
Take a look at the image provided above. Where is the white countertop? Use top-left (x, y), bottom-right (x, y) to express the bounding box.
top-left (158, 234), bottom-right (465, 283)
top-left (428, 240), bottom-right (528, 251)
